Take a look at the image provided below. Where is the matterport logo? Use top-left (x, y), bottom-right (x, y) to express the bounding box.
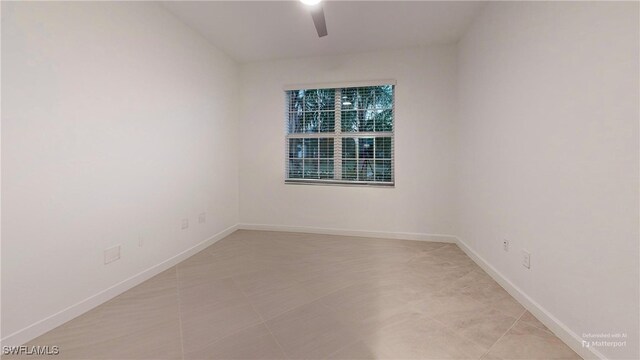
top-left (581, 332), bottom-right (627, 349)
top-left (2, 345), bottom-right (60, 356)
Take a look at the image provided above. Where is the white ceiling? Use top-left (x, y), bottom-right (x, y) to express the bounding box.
top-left (162, 1), bottom-right (484, 63)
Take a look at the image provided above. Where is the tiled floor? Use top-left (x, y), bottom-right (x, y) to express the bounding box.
top-left (10, 230), bottom-right (581, 359)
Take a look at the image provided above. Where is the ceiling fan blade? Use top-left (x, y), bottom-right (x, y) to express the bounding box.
top-left (310, 5), bottom-right (328, 37)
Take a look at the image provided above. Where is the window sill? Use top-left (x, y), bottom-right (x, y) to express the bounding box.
top-left (285, 179), bottom-right (395, 187)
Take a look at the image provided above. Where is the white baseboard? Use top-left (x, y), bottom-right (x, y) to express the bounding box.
top-left (0, 224), bottom-right (238, 348)
top-left (455, 237), bottom-right (606, 360)
top-left (237, 223), bottom-right (457, 243)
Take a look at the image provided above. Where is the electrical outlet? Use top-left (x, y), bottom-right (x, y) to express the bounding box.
top-left (181, 218), bottom-right (189, 230)
top-left (104, 245), bottom-right (121, 264)
top-left (503, 239), bottom-right (509, 252)
top-left (522, 250), bottom-right (531, 269)
top-left (198, 212), bottom-right (206, 224)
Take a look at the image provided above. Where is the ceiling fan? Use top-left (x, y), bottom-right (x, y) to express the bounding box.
top-left (301, 0), bottom-right (328, 37)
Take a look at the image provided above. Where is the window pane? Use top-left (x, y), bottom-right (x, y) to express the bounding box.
top-left (288, 90), bottom-right (304, 113)
top-left (286, 85), bottom-right (394, 184)
top-left (303, 89), bottom-right (335, 112)
top-left (289, 111), bottom-right (304, 133)
top-left (303, 159), bottom-right (319, 179)
top-left (303, 138), bottom-right (319, 158)
top-left (341, 110), bottom-right (358, 132)
top-left (358, 87), bottom-right (376, 110)
top-left (319, 138), bottom-right (334, 158)
top-left (304, 89), bottom-right (317, 112)
top-left (374, 109), bottom-right (393, 132)
top-left (342, 160), bottom-right (357, 180)
top-left (344, 87), bottom-right (375, 111)
top-left (317, 89), bottom-right (335, 111)
top-left (361, 110), bottom-right (375, 132)
top-left (374, 85), bottom-right (393, 109)
top-left (289, 138), bottom-right (303, 158)
top-left (319, 111), bottom-right (335, 132)
top-left (319, 159), bottom-right (334, 179)
top-left (303, 111), bottom-right (318, 133)
top-left (342, 110), bottom-right (378, 132)
top-left (289, 159), bottom-right (303, 178)
top-left (358, 159), bottom-right (374, 181)
top-left (375, 160), bottom-right (392, 182)
top-left (359, 138), bottom-right (374, 159)
top-left (342, 138), bottom-right (356, 158)
top-left (341, 88), bottom-right (357, 110)
top-left (375, 137), bottom-right (391, 159)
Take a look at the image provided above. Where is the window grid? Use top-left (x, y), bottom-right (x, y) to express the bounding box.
top-left (285, 84), bottom-right (394, 186)
top-left (341, 137), bottom-right (393, 182)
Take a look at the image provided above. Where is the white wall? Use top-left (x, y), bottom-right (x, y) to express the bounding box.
top-left (2, 1), bottom-right (239, 341)
top-left (456, 2), bottom-right (639, 359)
top-left (3, 2), bottom-right (638, 358)
top-left (239, 47), bottom-right (458, 238)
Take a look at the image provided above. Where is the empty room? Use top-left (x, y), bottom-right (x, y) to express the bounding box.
top-left (2, 1), bottom-right (638, 359)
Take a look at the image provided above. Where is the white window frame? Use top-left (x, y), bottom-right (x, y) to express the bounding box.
top-left (284, 80), bottom-right (396, 187)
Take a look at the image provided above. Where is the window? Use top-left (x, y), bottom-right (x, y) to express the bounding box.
top-left (285, 82), bottom-right (395, 186)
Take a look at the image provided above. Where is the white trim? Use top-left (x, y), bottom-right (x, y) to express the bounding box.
top-left (283, 79), bottom-right (396, 91)
top-left (286, 131), bottom-right (393, 139)
top-left (455, 236), bottom-right (606, 360)
top-left (285, 179), bottom-right (394, 187)
top-left (285, 84), bottom-right (395, 185)
top-left (237, 223), bottom-right (457, 243)
top-left (0, 224), bottom-right (239, 348)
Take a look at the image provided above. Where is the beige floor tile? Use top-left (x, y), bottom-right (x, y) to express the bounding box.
top-left (245, 281), bottom-right (323, 321)
top-left (83, 320), bottom-right (183, 360)
top-left (100, 287), bottom-right (179, 335)
top-left (91, 269), bottom-right (183, 359)
top-left (12, 231), bottom-right (579, 360)
top-left (232, 268), bottom-right (300, 297)
top-left (184, 323), bottom-right (285, 360)
top-left (320, 281), bottom-right (402, 311)
top-left (12, 269), bottom-right (183, 360)
top-left (482, 321), bottom-right (581, 359)
top-left (407, 247), bottom-right (478, 294)
top-left (327, 340), bottom-right (381, 360)
top-left (430, 307), bottom-right (518, 350)
top-left (441, 270), bottom-right (526, 318)
top-left (411, 291), bottom-right (520, 351)
top-left (180, 249), bottom-right (217, 268)
top-left (413, 289), bottom-right (487, 317)
top-left (10, 310), bottom-right (107, 359)
top-left (178, 277), bottom-right (263, 351)
top-left (180, 302), bottom-right (263, 352)
top-left (519, 310), bottom-right (550, 332)
top-left (178, 277), bottom-right (247, 312)
top-left (177, 254), bottom-right (270, 289)
top-left (410, 268), bottom-right (476, 294)
top-left (297, 270), bottom-right (360, 299)
top-left (205, 235), bottom-right (253, 257)
top-left (360, 313), bottom-right (487, 359)
top-left (358, 268), bottom-right (443, 303)
top-left (266, 300), bottom-right (360, 359)
top-left (320, 283), bottom-right (415, 340)
top-left (21, 321), bottom-right (182, 360)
